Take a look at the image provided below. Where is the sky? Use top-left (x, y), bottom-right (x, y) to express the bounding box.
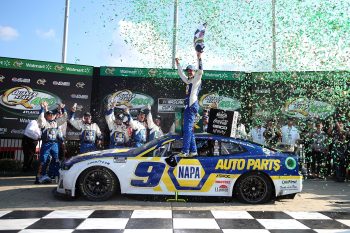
top-left (0, 0), bottom-right (349, 72)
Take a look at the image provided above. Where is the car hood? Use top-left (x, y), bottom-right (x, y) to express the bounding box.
top-left (63, 147), bottom-right (135, 167)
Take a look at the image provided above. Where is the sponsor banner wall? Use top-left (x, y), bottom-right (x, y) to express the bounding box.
top-left (93, 67), bottom-right (247, 139)
top-left (2, 57), bottom-right (349, 141)
top-left (0, 57), bottom-right (93, 139)
top-left (250, 72), bottom-right (350, 129)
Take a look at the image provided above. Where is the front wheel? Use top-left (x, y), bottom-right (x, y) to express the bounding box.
top-left (234, 172), bottom-right (273, 204)
top-left (79, 166), bottom-right (118, 201)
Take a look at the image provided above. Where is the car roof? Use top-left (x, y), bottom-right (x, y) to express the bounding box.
top-left (163, 133), bottom-right (276, 152)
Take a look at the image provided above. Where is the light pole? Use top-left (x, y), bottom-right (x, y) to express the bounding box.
top-left (62, 0), bottom-right (70, 63)
top-left (172, 0), bottom-right (179, 69)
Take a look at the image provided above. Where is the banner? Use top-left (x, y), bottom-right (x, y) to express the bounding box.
top-left (93, 67), bottom-right (246, 139)
top-left (207, 108), bottom-right (238, 137)
top-left (250, 72), bottom-right (349, 125)
top-left (0, 57), bottom-right (93, 139)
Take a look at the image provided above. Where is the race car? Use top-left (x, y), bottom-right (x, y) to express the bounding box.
top-left (56, 133), bottom-right (302, 204)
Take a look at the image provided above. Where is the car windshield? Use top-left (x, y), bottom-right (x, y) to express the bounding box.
top-left (132, 135), bottom-right (171, 155)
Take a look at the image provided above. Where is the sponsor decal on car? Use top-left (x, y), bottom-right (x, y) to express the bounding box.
top-left (282, 180), bottom-right (297, 184)
top-left (285, 157), bottom-right (297, 170)
top-left (177, 165), bottom-right (201, 180)
top-left (87, 160), bottom-right (111, 166)
top-left (215, 174), bottom-right (232, 178)
top-left (215, 184), bottom-right (229, 192)
top-left (170, 159), bottom-right (206, 188)
top-left (279, 180), bottom-right (299, 191)
top-left (113, 157), bottom-right (127, 163)
top-left (215, 158), bottom-right (281, 171)
top-left (215, 180), bottom-right (231, 184)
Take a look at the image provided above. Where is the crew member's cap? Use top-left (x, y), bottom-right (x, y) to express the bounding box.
top-left (45, 110), bottom-right (55, 115)
top-left (155, 115), bottom-right (161, 120)
top-left (138, 109), bottom-right (146, 114)
top-left (83, 112), bottom-right (91, 117)
top-left (185, 65), bottom-right (195, 71)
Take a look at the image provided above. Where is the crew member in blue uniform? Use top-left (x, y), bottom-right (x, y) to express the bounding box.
top-left (36, 101), bottom-right (67, 184)
top-left (125, 108), bottom-right (147, 147)
top-left (175, 51), bottom-right (203, 157)
top-left (105, 103), bottom-right (129, 148)
top-left (69, 105), bottom-right (102, 153)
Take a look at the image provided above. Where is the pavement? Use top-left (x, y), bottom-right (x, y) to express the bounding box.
top-left (0, 176), bottom-right (350, 212)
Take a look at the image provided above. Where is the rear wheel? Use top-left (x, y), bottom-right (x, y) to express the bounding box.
top-left (79, 166), bottom-right (118, 201)
top-left (234, 172), bottom-right (273, 204)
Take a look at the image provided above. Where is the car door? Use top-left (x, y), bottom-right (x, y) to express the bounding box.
top-left (164, 138), bottom-right (221, 193)
top-left (127, 143), bottom-right (170, 194)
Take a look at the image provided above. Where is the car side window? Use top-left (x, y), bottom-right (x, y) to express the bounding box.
top-left (170, 139), bottom-right (183, 153)
top-left (142, 144), bottom-right (170, 157)
top-left (197, 139), bottom-right (215, 156)
top-left (220, 141), bottom-right (246, 155)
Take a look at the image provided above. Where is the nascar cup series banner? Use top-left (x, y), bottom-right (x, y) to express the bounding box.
top-left (95, 67), bottom-right (247, 135)
top-left (0, 57), bottom-right (93, 139)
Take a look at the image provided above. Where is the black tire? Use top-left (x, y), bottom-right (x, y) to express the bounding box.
top-left (234, 172), bottom-right (273, 204)
top-left (79, 166), bottom-right (118, 201)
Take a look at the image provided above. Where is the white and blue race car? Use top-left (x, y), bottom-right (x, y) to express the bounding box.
top-left (57, 133), bottom-right (302, 204)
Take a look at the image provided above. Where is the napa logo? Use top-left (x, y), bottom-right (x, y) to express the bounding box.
top-left (282, 97), bottom-right (335, 119)
top-left (0, 86), bottom-right (60, 115)
top-left (107, 89), bottom-right (154, 109)
top-left (177, 165), bottom-right (201, 180)
top-left (199, 92), bottom-right (241, 111)
top-left (171, 159), bottom-right (206, 188)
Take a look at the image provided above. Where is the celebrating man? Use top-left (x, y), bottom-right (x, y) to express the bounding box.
top-left (36, 101), bottom-right (67, 184)
top-left (105, 103), bottom-right (129, 148)
top-left (175, 51), bottom-right (203, 157)
top-left (69, 105), bottom-right (102, 153)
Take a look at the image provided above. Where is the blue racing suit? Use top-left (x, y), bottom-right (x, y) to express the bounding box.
top-left (105, 108), bottom-right (129, 148)
top-left (127, 113), bottom-right (147, 148)
top-left (37, 108), bottom-right (67, 178)
top-left (177, 58), bottom-right (203, 154)
top-left (69, 112), bottom-right (102, 153)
